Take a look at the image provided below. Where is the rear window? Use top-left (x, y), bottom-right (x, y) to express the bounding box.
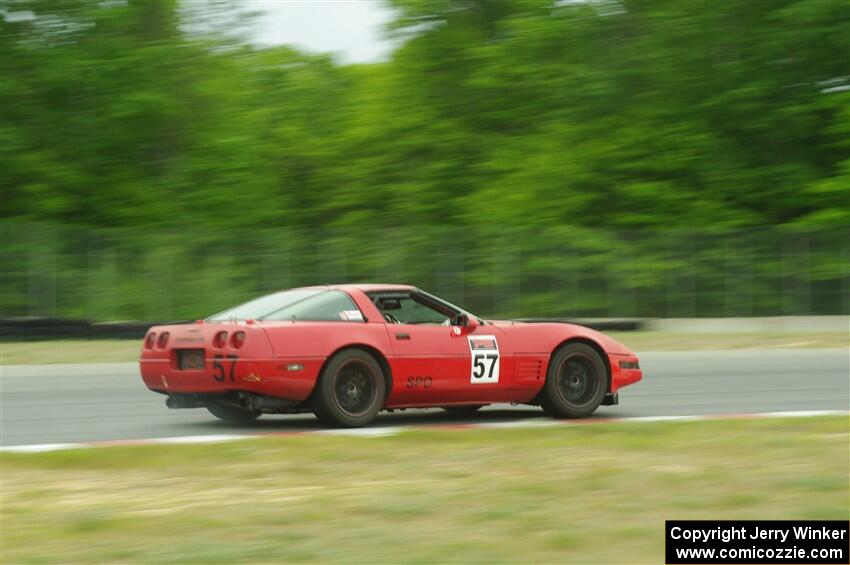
top-left (262, 290), bottom-right (361, 322)
top-left (208, 289), bottom-right (322, 321)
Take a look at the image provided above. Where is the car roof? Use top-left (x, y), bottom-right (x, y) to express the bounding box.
top-left (295, 283), bottom-right (418, 293)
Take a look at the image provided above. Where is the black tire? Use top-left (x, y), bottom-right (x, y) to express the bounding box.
top-left (539, 343), bottom-right (607, 418)
top-left (206, 401), bottom-right (261, 423)
top-left (313, 349), bottom-right (386, 427)
top-left (441, 405), bottom-right (486, 416)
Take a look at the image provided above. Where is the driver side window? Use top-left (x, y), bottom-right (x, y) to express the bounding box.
top-left (371, 294), bottom-right (449, 324)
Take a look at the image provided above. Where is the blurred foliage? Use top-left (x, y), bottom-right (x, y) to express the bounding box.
top-left (1, 0), bottom-right (849, 319)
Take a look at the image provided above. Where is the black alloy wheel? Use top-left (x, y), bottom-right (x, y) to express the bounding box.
top-left (334, 361), bottom-right (377, 416)
top-left (558, 357), bottom-right (596, 405)
top-left (539, 342), bottom-right (607, 418)
top-left (314, 349), bottom-right (386, 427)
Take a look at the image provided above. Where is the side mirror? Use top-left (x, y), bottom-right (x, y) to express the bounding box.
top-left (456, 314), bottom-right (479, 332)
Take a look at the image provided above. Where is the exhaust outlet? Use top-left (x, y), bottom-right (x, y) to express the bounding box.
top-left (239, 392), bottom-right (300, 412)
top-left (165, 395), bottom-right (205, 409)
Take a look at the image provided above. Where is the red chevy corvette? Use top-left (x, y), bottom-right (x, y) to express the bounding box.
top-left (139, 284), bottom-right (642, 427)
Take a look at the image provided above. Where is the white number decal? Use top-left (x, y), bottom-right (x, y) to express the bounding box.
top-left (468, 335), bottom-right (499, 384)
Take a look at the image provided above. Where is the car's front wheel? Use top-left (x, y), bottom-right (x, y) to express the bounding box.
top-left (206, 400), bottom-right (261, 423)
top-left (539, 343), bottom-right (607, 418)
top-left (313, 349), bottom-right (386, 427)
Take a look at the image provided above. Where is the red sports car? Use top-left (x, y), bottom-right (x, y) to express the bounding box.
top-left (139, 284), bottom-right (642, 427)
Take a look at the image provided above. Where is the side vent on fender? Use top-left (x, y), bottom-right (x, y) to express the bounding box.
top-left (518, 360), bottom-right (544, 380)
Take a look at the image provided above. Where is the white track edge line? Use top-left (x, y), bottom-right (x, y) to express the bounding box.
top-left (2, 410), bottom-right (847, 453)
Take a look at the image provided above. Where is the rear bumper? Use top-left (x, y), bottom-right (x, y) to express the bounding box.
top-left (138, 357), bottom-right (322, 401)
top-left (608, 353), bottom-right (643, 393)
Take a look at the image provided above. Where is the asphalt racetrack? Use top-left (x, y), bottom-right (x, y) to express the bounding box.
top-left (2, 348), bottom-right (848, 446)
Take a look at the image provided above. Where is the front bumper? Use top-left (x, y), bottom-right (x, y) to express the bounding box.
top-left (608, 353), bottom-right (643, 393)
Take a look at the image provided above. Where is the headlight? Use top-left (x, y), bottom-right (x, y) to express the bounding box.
top-left (619, 360), bottom-right (640, 370)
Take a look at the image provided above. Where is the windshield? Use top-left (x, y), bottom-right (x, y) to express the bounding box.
top-left (207, 289), bottom-right (322, 321)
top-left (418, 290), bottom-right (480, 322)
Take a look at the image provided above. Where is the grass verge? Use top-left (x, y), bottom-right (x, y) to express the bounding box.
top-left (1, 331), bottom-right (847, 365)
top-left (0, 340), bottom-right (143, 365)
top-left (2, 417), bottom-right (848, 563)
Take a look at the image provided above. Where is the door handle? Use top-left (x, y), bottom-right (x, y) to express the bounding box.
top-left (395, 333), bottom-right (411, 340)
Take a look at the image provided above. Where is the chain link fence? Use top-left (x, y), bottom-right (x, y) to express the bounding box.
top-left (1, 221), bottom-right (848, 321)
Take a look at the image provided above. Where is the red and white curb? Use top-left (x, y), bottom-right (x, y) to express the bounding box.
top-left (2, 410), bottom-right (847, 453)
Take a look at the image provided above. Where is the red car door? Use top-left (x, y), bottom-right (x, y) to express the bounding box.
top-left (386, 323), bottom-right (514, 405)
top-left (386, 323), bottom-right (467, 404)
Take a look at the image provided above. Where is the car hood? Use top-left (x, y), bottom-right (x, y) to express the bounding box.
top-left (485, 319), bottom-right (635, 356)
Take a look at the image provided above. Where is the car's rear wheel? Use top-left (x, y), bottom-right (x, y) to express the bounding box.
top-left (313, 349), bottom-right (386, 427)
top-left (540, 343), bottom-right (607, 418)
top-left (441, 405), bottom-right (486, 416)
top-left (206, 400), bottom-right (261, 423)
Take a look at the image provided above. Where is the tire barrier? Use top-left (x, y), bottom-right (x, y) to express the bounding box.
top-left (515, 319), bottom-right (645, 332)
top-left (0, 318), bottom-right (187, 340)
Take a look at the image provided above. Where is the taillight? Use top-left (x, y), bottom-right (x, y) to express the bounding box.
top-left (145, 332), bottom-right (157, 349)
top-left (157, 331), bottom-right (170, 348)
top-left (213, 331), bottom-right (228, 348)
top-left (231, 331), bottom-right (246, 349)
